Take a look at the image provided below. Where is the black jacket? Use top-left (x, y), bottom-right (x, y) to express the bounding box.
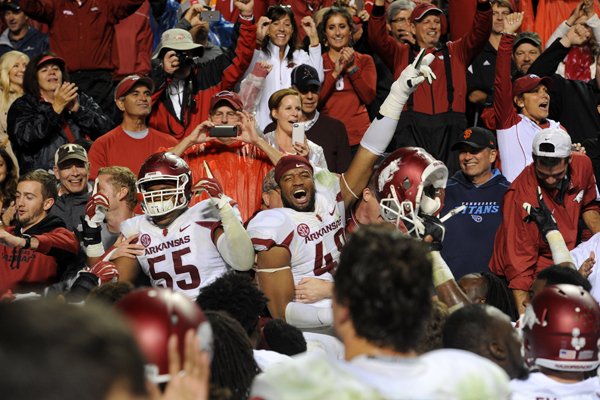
top-left (0, 26), bottom-right (49, 59)
top-left (48, 190), bottom-right (90, 232)
top-left (528, 38), bottom-right (600, 143)
top-left (7, 92), bottom-right (113, 173)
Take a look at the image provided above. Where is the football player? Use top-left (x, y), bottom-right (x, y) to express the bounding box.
top-left (344, 146), bottom-right (471, 311)
top-left (247, 51), bottom-right (437, 329)
top-left (112, 152), bottom-right (255, 300)
top-left (511, 284), bottom-right (600, 398)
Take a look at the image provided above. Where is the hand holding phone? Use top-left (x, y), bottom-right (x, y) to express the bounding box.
top-left (201, 10), bottom-right (221, 22)
top-left (292, 123), bottom-right (305, 145)
top-left (210, 125), bottom-right (238, 137)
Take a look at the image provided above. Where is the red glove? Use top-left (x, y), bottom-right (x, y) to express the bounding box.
top-left (87, 261), bottom-right (119, 284)
top-left (85, 193), bottom-right (110, 226)
top-left (195, 177), bottom-right (224, 199)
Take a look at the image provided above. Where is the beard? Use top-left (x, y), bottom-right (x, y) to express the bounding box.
top-left (281, 190), bottom-right (316, 212)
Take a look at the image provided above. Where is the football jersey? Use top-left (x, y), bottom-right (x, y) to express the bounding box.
top-left (510, 372), bottom-right (600, 400)
top-left (120, 200), bottom-right (238, 299)
top-left (345, 349), bottom-right (511, 399)
top-left (247, 169), bottom-right (345, 309)
top-left (250, 349), bottom-right (510, 400)
top-left (569, 232), bottom-right (600, 304)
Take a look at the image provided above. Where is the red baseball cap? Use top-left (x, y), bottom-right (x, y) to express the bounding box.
top-left (274, 155), bottom-right (313, 183)
top-left (410, 3), bottom-right (443, 22)
top-left (209, 91), bottom-right (244, 113)
top-left (512, 74), bottom-right (552, 97)
top-left (114, 75), bottom-right (155, 101)
top-left (37, 55), bottom-right (65, 69)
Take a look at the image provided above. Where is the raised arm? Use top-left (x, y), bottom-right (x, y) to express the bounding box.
top-left (493, 14), bottom-right (522, 130)
top-left (530, 23), bottom-right (592, 77)
top-left (453, 0), bottom-right (493, 67)
top-left (367, 0), bottom-right (407, 76)
top-left (19, 0), bottom-right (55, 23)
top-left (109, 0), bottom-right (145, 21)
top-left (340, 51), bottom-right (436, 209)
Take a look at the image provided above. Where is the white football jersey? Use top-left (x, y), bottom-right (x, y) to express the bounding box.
top-left (120, 200), bottom-right (238, 299)
top-left (251, 349), bottom-right (511, 400)
top-left (569, 232), bottom-right (600, 303)
top-left (510, 372), bottom-right (600, 400)
top-left (247, 169), bottom-right (345, 308)
top-left (345, 349), bottom-right (511, 399)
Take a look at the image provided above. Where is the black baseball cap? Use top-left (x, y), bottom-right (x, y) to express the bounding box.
top-left (451, 127), bottom-right (497, 151)
top-left (513, 31), bottom-right (542, 52)
top-left (1, 0), bottom-right (21, 12)
top-left (291, 64), bottom-right (321, 92)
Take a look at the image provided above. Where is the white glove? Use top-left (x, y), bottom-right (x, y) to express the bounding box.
top-left (379, 49), bottom-right (436, 120)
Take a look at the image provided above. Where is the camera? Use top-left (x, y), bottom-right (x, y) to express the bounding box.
top-left (174, 50), bottom-right (202, 68)
top-left (210, 125), bottom-right (238, 137)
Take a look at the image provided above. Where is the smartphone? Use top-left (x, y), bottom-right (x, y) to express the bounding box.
top-left (292, 123), bottom-right (305, 145)
top-left (201, 10), bottom-right (221, 22)
top-left (210, 125), bottom-right (238, 137)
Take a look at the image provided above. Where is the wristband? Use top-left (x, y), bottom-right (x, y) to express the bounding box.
top-left (239, 14), bottom-right (254, 21)
top-left (22, 234), bottom-right (31, 249)
top-left (347, 66), bottom-right (359, 77)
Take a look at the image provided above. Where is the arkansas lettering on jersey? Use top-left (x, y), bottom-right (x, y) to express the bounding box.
top-left (247, 169), bottom-right (345, 307)
top-left (120, 200), bottom-right (241, 300)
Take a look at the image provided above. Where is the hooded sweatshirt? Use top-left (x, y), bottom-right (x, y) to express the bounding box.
top-left (440, 169), bottom-right (510, 279)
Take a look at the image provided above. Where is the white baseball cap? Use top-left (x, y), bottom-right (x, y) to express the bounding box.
top-left (532, 128), bottom-right (572, 158)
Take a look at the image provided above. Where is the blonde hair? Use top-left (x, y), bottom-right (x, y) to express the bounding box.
top-left (0, 51), bottom-right (28, 116)
top-left (268, 88), bottom-right (301, 122)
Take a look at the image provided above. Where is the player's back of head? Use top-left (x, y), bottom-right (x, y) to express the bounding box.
top-left (205, 310), bottom-right (261, 399)
top-left (260, 318), bottom-right (307, 356)
top-left (443, 303), bottom-right (528, 380)
top-left (0, 300), bottom-right (147, 400)
top-left (536, 265), bottom-right (592, 292)
top-left (196, 271), bottom-right (268, 341)
top-left (334, 224), bottom-right (433, 353)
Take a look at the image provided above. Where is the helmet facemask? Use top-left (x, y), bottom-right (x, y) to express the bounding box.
top-left (379, 161), bottom-right (447, 239)
top-left (137, 173), bottom-right (190, 217)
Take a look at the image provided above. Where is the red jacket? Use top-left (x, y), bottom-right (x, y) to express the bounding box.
top-left (489, 153), bottom-right (600, 291)
top-left (148, 18), bottom-right (256, 140)
top-left (0, 215), bottom-right (80, 294)
top-left (112, 0), bottom-right (153, 80)
top-left (367, 3), bottom-right (491, 115)
top-left (20, 0), bottom-right (144, 71)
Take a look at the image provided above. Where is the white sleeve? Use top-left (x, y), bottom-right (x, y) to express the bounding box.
top-left (308, 140), bottom-right (328, 170)
top-left (546, 21), bottom-right (570, 49)
top-left (586, 14), bottom-right (600, 46)
top-left (307, 45), bottom-right (324, 82)
top-left (359, 116), bottom-right (399, 156)
top-left (215, 202), bottom-right (255, 271)
top-left (247, 210), bottom-right (294, 252)
top-left (242, 49), bottom-right (262, 81)
top-left (285, 301), bottom-right (333, 328)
